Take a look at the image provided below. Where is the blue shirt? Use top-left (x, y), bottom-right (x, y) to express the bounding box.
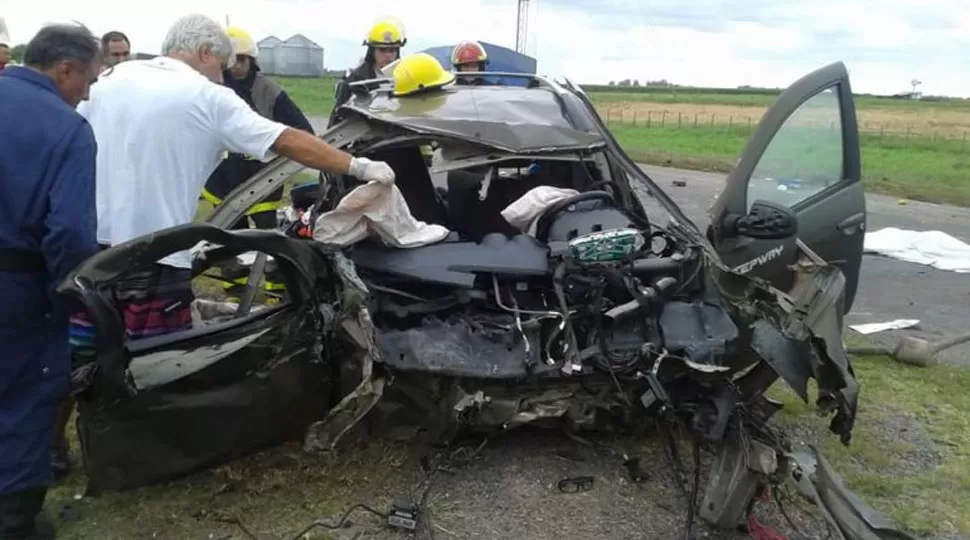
top-left (0, 66), bottom-right (99, 325)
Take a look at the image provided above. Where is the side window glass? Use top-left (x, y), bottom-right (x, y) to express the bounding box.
top-left (746, 87), bottom-right (844, 211)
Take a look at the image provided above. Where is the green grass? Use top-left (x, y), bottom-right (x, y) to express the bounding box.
top-left (588, 89), bottom-right (970, 111)
top-left (274, 76), bottom-right (338, 116)
top-left (610, 125), bottom-right (970, 206)
top-left (769, 353), bottom-right (970, 536)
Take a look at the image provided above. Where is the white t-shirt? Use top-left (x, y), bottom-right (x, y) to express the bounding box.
top-left (77, 57), bottom-right (287, 268)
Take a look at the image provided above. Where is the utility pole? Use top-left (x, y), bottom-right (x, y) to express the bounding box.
top-left (516, 0), bottom-right (530, 54)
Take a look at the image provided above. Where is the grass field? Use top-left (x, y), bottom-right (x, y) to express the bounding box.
top-left (276, 76), bottom-right (970, 207)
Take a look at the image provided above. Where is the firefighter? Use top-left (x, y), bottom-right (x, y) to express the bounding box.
top-left (328, 18), bottom-right (406, 126)
top-left (451, 40), bottom-right (489, 86)
top-left (201, 26), bottom-right (315, 302)
top-left (0, 23), bottom-right (101, 539)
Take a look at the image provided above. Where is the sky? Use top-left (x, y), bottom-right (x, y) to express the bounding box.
top-left (4, 0), bottom-right (970, 96)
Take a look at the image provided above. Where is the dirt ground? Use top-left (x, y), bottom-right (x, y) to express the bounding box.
top-left (49, 397), bottom-right (961, 540)
top-left (595, 101), bottom-right (970, 138)
top-left (48, 426), bottom-right (826, 540)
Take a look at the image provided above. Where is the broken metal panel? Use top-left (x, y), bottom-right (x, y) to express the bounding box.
top-left (789, 447), bottom-right (919, 540)
top-left (700, 427), bottom-right (770, 528)
top-left (75, 312), bottom-right (330, 493)
top-left (784, 264), bottom-right (859, 445)
top-left (378, 314), bottom-right (543, 378)
top-left (342, 87), bottom-right (607, 153)
top-left (750, 319), bottom-right (813, 402)
top-left (304, 252), bottom-right (388, 453)
top-left (658, 301), bottom-right (740, 365)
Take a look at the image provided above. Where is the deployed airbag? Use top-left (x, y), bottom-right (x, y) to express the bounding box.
top-left (313, 180), bottom-right (450, 248)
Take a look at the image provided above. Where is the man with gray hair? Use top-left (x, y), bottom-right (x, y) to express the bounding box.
top-left (75, 13), bottom-right (394, 341)
top-left (0, 22), bottom-right (101, 540)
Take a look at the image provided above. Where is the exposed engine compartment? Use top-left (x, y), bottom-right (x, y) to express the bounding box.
top-left (346, 192), bottom-right (745, 442)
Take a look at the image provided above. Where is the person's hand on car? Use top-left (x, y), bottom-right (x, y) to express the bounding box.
top-left (349, 157), bottom-right (396, 185)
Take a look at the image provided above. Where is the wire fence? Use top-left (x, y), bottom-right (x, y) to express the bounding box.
top-left (596, 105), bottom-right (970, 149)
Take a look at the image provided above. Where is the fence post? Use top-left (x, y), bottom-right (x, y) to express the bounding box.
top-left (748, 117), bottom-right (752, 129)
top-left (906, 125), bottom-right (911, 139)
top-left (633, 110), bottom-right (638, 127)
top-left (711, 114), bottom-right (715, 127)
top-left (694, 113), bottom-right (698, 128)
top-left (880, 126), bottom-right (884, 141)
top-left (729, 116), bottom-right (733, 133)
top-left (678, 112), bottom-right (682, 128)
top-left (647, 111), bottom-right (652, 128)
top-left (963, 131), bottom-right (967, 150)
top-left (661, 110), bottom-right (667, 127)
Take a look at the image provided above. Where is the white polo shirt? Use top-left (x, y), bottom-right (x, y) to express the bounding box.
top-left (77, 57), bottom-right (287, 268)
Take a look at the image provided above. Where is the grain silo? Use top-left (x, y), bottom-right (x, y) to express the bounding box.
top-left (257, 34), bottom-right (324, 77)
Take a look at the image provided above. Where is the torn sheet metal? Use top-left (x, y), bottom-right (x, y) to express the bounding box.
top-left (304, 253), bottom-right (388, 453)
top-left (789, 446), bottom-right (919, 540)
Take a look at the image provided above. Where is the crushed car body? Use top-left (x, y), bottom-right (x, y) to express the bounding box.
top-left (58, 63), bottom-right (917, 539)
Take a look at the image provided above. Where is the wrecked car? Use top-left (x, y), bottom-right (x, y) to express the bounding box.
top-left (59, 62), bottom-right (914, 538)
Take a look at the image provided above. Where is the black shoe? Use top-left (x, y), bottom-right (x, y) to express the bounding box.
top-left (0, 487), bottom-right (56, 539)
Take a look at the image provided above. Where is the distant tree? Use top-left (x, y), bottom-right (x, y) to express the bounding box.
top-left (10, 43), bottom-right (26, 63)
top-left (608, 80), bottom-right (616, 86)
top-left (618, 78), bottom-right (631, 86)
top-left (632, 79), bottom-right (640, 87)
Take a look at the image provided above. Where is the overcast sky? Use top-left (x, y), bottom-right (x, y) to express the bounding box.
top-left (4, 0), bottom-right (970, 96)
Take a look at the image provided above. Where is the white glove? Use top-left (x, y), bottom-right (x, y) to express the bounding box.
top-left (349, 157), bottom-right (396, 185)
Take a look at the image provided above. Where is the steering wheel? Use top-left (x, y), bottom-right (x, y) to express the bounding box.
top-left (534, 190), bottom-right (616, 241)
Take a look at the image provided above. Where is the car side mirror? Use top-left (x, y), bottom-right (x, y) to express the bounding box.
top-left (726, 199), bottom-right (797, 240)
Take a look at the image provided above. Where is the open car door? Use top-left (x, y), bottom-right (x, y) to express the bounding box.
top-left (57, 224), bottom-right (337, 493)
top-left (708, 62), bottom-right (865, 312)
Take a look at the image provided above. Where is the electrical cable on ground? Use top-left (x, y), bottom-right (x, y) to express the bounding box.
top-left (284, 504), bottom-right (389, 540)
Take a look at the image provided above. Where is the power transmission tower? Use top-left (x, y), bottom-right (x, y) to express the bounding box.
top-left (516, 0), bottom-right (530, 54)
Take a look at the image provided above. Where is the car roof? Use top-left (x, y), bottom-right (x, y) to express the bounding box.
top-left (342, 83), bottom-right (607, 154)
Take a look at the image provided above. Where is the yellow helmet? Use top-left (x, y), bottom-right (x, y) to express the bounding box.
top-left (364, 19), bottom-right (407, 48)
top-left (392, 53), bottom-right (455, 97)
top-left (226, 26), bottom-right (256, 57)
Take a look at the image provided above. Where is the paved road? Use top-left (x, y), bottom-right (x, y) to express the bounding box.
top-left (638, 164), bottom-right (970, 366)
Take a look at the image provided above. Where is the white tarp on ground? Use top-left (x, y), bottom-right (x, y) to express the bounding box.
top-left (848, 319), bottom-right (920, 335)
top-left (863, 227), bottom-right (970, 273)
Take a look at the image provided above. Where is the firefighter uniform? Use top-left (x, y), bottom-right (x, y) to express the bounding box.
top-left (202, 27), bottom-right (314, 301)
top-left (329, 19), bottom-right (407, 127)
top-left (451, 40), bottom-right (489, 86)
top-left (0, 66), bottom-right (99, 539)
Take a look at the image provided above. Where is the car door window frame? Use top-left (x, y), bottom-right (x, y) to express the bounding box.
top-left (743, 86), bottom-right (850, 214)
top-left (709, 62), bottom-right (862, 236)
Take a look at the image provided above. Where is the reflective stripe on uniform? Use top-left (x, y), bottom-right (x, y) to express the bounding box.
top-left (203, 187), bottom-right (280, 216)
top-left (201, 188), bottom-right (223, 206)
top-left (222, 275), bottom-right (287, 291)
top-left (245, 200), bottom-right (281, 215)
